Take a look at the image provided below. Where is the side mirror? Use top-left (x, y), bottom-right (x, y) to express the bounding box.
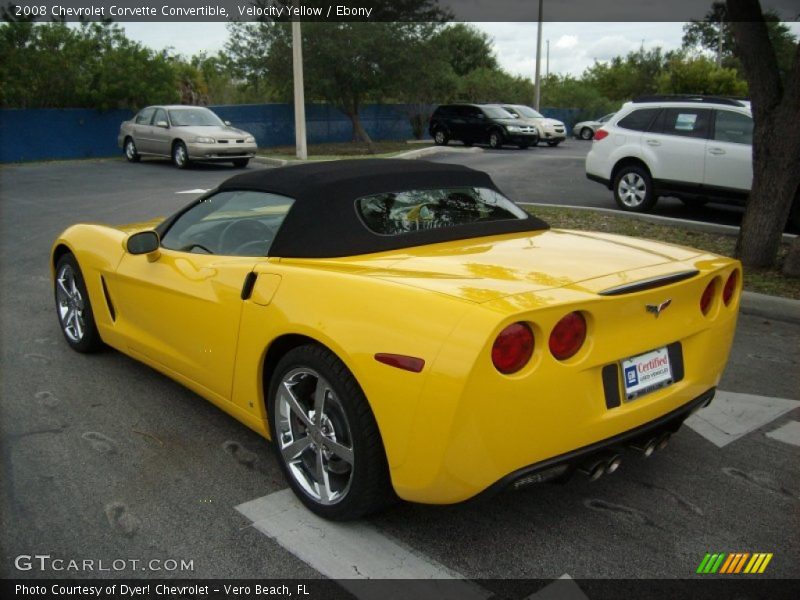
top-left (224, 120), bottom-right (232, 126)
top-left (127, 231), bottom-right (160, 261)
top-left (155, 120), bottom-right (169, 128)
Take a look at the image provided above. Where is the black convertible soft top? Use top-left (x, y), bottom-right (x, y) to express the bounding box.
top-left (207, 159), bottom-right (548, 258)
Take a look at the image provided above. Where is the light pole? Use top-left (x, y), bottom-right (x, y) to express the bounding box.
top-left (292, 4), bottom-right (307, 160)
top-left (546, 39), bottom-right (549, 79)
top-left (534, 0), bottom-right (543, 111)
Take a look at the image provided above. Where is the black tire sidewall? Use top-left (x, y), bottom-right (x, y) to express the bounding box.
top-left (433, 129), bottom-right (449, 146)
top-left (267, 344), bottom-right (390, 520)
top-left (124, 138), bottom-right (140, 162)
top-left (614, 165), bottom-right (657, 212)
top-left (54, 254), bottom-right (103, 353)
top-left (581, 128), bottom-right (593, 140)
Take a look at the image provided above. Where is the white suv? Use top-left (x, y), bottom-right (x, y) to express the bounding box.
top-left (584, 96), bottom-right (791, 221)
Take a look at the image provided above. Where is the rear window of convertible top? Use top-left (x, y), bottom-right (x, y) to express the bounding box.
top-left (356, 187), bottom-right (527, 236)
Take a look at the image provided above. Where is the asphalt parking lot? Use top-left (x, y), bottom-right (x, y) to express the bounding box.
top-left (1, 154), bottom-right (798, 591)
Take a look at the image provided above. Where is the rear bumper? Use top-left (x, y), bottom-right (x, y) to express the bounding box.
top-left (481, 387), bottom-right (715, 497)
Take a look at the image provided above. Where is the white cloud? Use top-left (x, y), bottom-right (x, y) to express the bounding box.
top-left (554, 34), bottom-right (578, 50)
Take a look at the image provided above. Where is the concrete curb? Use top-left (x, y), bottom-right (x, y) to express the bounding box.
top-left (395, 146), bottom-right (484, 159)
top-left (253, 156), bottom-right (289, 167)
top-left (517, 202), bottom-right (797, 242)
top-left (740, 291), bottom-right (800, 325)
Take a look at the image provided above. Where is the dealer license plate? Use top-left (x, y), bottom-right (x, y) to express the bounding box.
top-left (621, 347), bottom-right (673, 400)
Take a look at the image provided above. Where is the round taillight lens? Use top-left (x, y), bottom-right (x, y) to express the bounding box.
top-left (492, 322), bottom-right (534, 374)
top-left (723, 271), bottom-right (738, 306)
top-left (700, 280), bottom-right (716, 315)
top-left (549, 312), bottom-right (587, 360)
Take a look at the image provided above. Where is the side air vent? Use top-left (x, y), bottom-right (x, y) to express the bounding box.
top-left (598, 270), bottom-right (699, 296)
top-left (100, 276), bottom-right (116, 321)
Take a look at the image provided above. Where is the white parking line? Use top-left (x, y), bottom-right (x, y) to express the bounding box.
top-left (236, 489), bottom-right (492, 600)
top-left (766, 420), bottom-right (800, 447)
top-left (685, 391), bottom-right (800, 447)
top-left (176, 188), bottom-right (209, 194)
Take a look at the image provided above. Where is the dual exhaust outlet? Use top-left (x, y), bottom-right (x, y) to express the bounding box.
top-left (578, 431), bottom-right (672, 481)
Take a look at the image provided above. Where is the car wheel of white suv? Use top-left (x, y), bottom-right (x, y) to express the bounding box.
top-left (614, 165), bottom-right (656, 212)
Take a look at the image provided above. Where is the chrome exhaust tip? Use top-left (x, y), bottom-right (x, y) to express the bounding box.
top-left (630, 437), bottom-right (658, 458)
top-left (578, 459), bottom-right (607, 481)
top-left (605, 454), bottom-right (623, 474)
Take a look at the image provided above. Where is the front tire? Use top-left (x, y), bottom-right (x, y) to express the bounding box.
top-left (54, 254), bottom-right (103, 353)
top-left (232, 158), bottom-right (250, 168)
top-left (580, 127), bottom-right (593, 140)
top-left (124, 137), bottom-right (140, 162)
top-left (433, 129), bottom-right (449, 146)
top-left (547, 140), bottom-right (561, 147)
top-left (172, 141), bottom-right (190, 169)
top-left (268, 345), bottom-right (391, 520)
top-left (489, 130), bottom-right (504, 149)
top-left (614, 165), bottom-right (657, 212)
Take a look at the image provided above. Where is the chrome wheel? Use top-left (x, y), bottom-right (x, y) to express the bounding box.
top-left (276, 368), bottom-right (354, 505)
top-left (489, 132), bottom-right (501, 148)
top-left (434, 130), bottom-right (447, 145)
top-left (125, 139), bottom-right (137, 160)
top-left (56, 264), bottom-right (86, 343)
top-left (618, 172), bottom-right (647, 208)
top-left (173, 143), bottom-right (188, 168)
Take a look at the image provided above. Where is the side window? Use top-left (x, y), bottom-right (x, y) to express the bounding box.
top-left (658, 108), bottom-right (712, 139)
top-left (617, 108), bottom-right (660, 132)
top-left (135, 108), bottom-right (155, 125)
top-left (714, 111), bottom-right (753, 145)
top-left (160, 191), bottom-right (295, 257)
top-left (152, 108), bottom-right (168, 126)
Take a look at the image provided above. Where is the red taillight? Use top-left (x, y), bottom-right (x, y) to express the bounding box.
top-left (700, 280), bottom-right (716, 315)
top-left (492, 322), bottom-right (534, 374)
top-left (723, 271), bottom-right (738, 305)
top-left (549, 312), bottom-right (587, 360)
top-left (593, 129), bottom-right (609, 141)
top-left (374, 353), bottom-right (425, 373)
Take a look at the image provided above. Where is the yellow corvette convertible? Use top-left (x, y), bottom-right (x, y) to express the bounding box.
top-left (51, 160), bottom-right (740, 519)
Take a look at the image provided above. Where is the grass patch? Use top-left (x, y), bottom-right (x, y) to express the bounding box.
top-left (258, 141), bottom-right (430, 161)
top-left (528, 205), bottom-right (799, 300)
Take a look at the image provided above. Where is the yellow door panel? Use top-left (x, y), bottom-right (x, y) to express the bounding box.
top-left (110, 249), bottom-right (257, 399)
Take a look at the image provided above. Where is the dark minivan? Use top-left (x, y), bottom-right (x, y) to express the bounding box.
top-left (429, 104), bottom-right (540, 149)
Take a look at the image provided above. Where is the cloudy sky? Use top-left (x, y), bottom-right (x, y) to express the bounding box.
top-left (119, 21), bottom-right (800, 78)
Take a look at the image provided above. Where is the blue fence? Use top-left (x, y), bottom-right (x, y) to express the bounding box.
top-left (0, 104), bottom-right (583, 163)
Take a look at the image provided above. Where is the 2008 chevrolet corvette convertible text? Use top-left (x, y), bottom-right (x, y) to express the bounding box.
top-left (51, 160), bottom-right (740, 520)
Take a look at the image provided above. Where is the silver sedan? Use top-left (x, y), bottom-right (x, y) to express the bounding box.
top-left (573, 112), bottom-right (616, 140)
top-left (118, 105), bottom-right (258, 169)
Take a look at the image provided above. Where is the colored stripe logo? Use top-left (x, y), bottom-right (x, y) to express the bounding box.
top-left (696, 552), bottom-right (773, 574)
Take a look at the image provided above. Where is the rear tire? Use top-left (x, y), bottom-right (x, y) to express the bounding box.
top-left (433, 129), bottom-right (449, 146)
top-left (580, 127), bottom-right (593, 140)
top-left (54, 254), bottom-right (103, 353)
top-left (268, 344), bottom-right (392, 520)
top-left (614, 165), bottom-right (657, 212)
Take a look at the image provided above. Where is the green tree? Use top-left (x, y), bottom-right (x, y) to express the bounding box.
top-left (0, 20), bottom-right (179, 109)
top-left (540, 73), bottom-right (617, 121)
top-left (656, 54), bottom-right (748, 96)
top-left (432, 23), bottom-right (498, 76)
top-left (454, 68), bottom-right (534, 104)
top-left (583, 47), bottom-right (668, 102)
